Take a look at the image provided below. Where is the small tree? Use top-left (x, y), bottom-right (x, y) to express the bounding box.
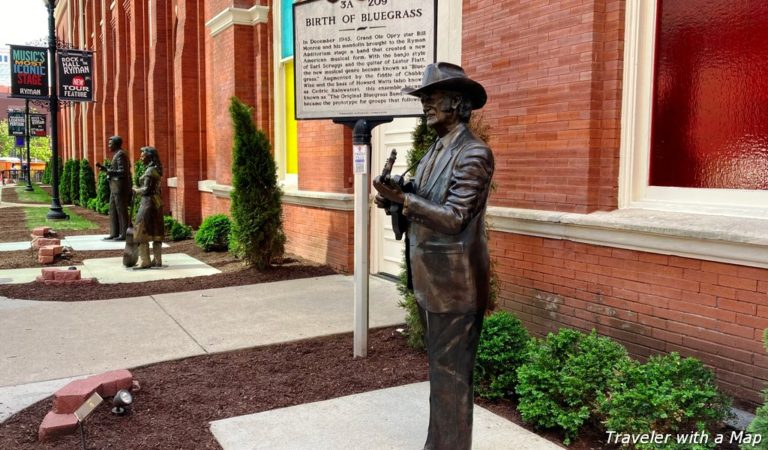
top-left (42, 161), bottom-right (51, 185)
top-left (228, 96), bottom-right (285, 269)
top-left (95, 160), bottom-right (110, 214)
top-left (59, 159), bottom-right (72, 204)
top-left (79, 160), bottom-right (97, 207)
top-left (69, 158), bottom-right (80, 206)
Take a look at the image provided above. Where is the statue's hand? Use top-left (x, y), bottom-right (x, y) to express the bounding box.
top-left (373, 175), bottom-right (405, 204)
top-left (374, 194), bottom-right (390, 210)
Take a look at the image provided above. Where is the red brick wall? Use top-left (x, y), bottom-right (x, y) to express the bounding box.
top-left (297, 121), bottom-right (353, 193)
top-left (200, 192), bottom-right (231, 219)
top-left (491, 231), bottom-right (768, 406)
top-left (172, 0), bottom-right (206, 227)
top-left (463, 0), bottom-right (625, 213)
top-left (283, 204), bottom-right (353, 272)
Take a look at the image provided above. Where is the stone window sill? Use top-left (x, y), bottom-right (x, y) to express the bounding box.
top-left (486, 207), bottom-right (768, 269)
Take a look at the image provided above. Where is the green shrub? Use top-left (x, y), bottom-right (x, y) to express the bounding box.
top-left (228, 96), bottom-right (285, 269)
top-left (164, 215), bottom-right (176, 235)
top-left (86, 198), bottom-right (98, 211)
top-left (600, 353), bottom-right (731, 450)
top-left (396, 261), bottom-right (425, 351)
top-left (42, 160), bottom-right (51, 184)
top-left (78, 160), bottom-right (96, 207)
top-left (516, 329), bottom-right (629, 445)
top-left (95, 160), bottom-right (110, 214)
top-left (473, 311), bottom-right (531, 400)
top-left (195, 214), bottom-right (232, 252)
top-left (69, 158), bottom-right (80, 206)
top-left (164, 215), bottom-right (192, 241)
top-left (170, 221), bottom-right (193, 241)
top-left (59, 159), bottom-right (72, 204)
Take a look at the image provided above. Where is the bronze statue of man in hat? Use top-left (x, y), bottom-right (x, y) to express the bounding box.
top-left (373, 62), bottom-right (494, 450)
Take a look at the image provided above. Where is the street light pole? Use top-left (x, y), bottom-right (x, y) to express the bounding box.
top-left (25, 100), bottom-right (34, 191)
top-left (44, 0), bottom-right (67, 219)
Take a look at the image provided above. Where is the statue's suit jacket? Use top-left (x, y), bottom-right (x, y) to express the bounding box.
top-left (405, 124), bottom-right (494, 314)
top-left (108, 149), bottom-right (133, 197)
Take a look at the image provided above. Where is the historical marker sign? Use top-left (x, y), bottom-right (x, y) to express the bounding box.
top-left (294, 0), bottom-right (437, 120)
top-left (57, 50), bottom-right (94, 102)
top-left (9, 45), bottom-right (48, 99)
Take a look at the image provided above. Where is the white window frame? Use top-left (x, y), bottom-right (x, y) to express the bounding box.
top-left (619, 0), bottom-right (768, 219)
top-left (272, 0), bottom-right (297, 188)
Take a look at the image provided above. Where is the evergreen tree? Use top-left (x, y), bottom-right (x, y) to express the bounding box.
top-left (95, 160), bottom-right (110, 214)
top-left (59, 159), bottom-right (72, 204)
top-left (79, 160), bottom-right (97, 207)
top-left (42, 160), bottom-right (51, 185)
top-left (228, 96), bottom-right (285, 269)
top-left (69, 159), bottom-right (80, 206)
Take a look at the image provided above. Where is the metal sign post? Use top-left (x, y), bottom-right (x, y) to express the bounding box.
top-left (295, 0), bottom-right (437, 357)
top-left (345, 118), bottom-right (391, 357)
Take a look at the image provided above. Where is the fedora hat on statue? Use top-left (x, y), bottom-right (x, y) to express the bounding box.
top-left (402, 62), bottom-right (487, 110)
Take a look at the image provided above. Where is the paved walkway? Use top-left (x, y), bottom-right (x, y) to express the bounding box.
top-left (0, 274), bottom-right (563, 448)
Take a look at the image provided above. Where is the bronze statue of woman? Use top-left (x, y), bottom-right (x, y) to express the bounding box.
top-left (132, 146), bottom-right (165, 269)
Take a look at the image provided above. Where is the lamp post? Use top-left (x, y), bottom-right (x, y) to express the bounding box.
top-left (43, 0), bottom-right (67, 219)
top-left (25, 100), bottom-right (34, 191)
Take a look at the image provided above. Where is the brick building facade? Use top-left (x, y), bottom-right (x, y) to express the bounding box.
top-left (52, 0), bottom-right (768, 407)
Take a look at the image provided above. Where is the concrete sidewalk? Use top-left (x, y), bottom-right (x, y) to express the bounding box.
top-left (212, 382), bottom-right (562, 450)
top-left (0, 275), bottom-right (404, 419)
top-left (0, 274), bottom-right (562, 449)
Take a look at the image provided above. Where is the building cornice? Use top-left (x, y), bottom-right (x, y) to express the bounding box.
top-left (205, 5), bottom-right (270, 37)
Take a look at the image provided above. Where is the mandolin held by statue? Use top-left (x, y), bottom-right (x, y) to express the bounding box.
top-left (380, 149), bottom-right (408, 241)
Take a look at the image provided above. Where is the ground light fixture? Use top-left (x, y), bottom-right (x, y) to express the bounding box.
top-left (111, 389), bottom-right (133, 415)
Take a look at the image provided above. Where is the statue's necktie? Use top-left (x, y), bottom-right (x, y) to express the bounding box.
top-left (421, 141), bottom-right (443, 186)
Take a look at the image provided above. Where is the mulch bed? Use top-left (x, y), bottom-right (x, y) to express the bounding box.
top-left (0, 327), bottom-right (429, 449)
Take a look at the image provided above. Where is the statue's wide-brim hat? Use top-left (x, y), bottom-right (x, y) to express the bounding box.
top-left (402, 62), bottom-right (487, 109)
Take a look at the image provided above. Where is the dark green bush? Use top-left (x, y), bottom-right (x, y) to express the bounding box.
top-left (42, 160), bottom-right (51, 184)
top-left (164, 215), bottom-right (176, 235)
top-left (516, 328), bottom-right (629, 445)
top-left (170, 221), bottom-right (193, 241)
top-left (195, 214), bottom-right (232, 252)
top-left (600, 353), bottom-right (731, 450)
top-left (79, 160), bottom-right (96, 207)
top-left (69, 158), bottom-right (80, 206)
top-left (59, 159), bottom-right (72, 204)
top-left (745, 329), bottom-right (768, 450)
top-left (95, 160), bottom-right (110, 214)
top-left (228, 96), bottom-right (285, 269)
top-left (86, 197), bottom-right (98, 211)
top-left (163, 215), bottom-right (192, 241)
top-left (396, 261), bottom-right (425, 351)
top-left (473, 311), bottom-right (531, 400)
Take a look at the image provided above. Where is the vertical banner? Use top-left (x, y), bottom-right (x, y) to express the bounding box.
top-left (57, 50), bottom-right (94, 102)
top-left (7, 111), bottom-right (26, 136)
top-left (29, 114), bottom-right (48, 137)
top-left (9, 45), bottom-right (49, 99)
